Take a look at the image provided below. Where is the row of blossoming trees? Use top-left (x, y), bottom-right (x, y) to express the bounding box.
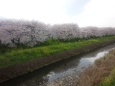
top-left (0, 19), bottom-right (115, 47)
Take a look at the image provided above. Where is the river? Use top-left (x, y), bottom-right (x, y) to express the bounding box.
top-left (1, 43), bottom-right (115, 86)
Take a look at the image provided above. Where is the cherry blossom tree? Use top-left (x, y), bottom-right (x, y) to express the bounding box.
top-left (0, 19), bottom-right (115, 47)
top-left (51, 23), bottom-right (80, 40)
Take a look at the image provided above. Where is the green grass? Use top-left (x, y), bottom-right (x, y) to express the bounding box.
top-left (97, 67), bottom-right (115, 86)
top-left (0, 36), bottom-right (115, 69)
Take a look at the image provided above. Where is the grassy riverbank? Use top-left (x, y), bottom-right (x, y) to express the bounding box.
top-left (97, 50), bottom-right (115, 86)
top-left (0, 36), bottom-right (115, 69)
top-left (97, 67), bottom-right (115, 86)
top-left (78, 47), bottom-right (115, 86)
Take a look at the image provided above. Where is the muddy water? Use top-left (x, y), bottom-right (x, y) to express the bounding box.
top-left (1, 43), bottom-right (115, 86)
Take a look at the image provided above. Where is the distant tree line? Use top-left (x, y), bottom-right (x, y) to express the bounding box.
top-left (0, 19), bottom-right (115, 47)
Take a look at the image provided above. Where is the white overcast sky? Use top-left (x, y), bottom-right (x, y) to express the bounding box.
top-left (0, 0), bottom-right (115, 27)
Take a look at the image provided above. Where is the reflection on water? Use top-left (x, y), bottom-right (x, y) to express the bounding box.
top-left (1, 44), bottom-right (115, 86)
top-left (78, 51), bottom-right (108, 68)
